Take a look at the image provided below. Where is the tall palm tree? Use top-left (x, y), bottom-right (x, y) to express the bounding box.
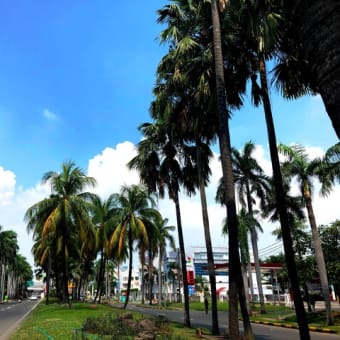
top-left (128, 123), bottom-right (193, 327)
top-left (137, 236), bottom-right (148, 305)
top-left (320, 142), bottom-right (340, 192)
top-left (191, 141), bottom-right (222, 334)
top-left (109, 184), bottom-right (158, 309)
top-left (89, 194), bottom-right (118, 303)
top-left (278, 143), bottom-right (333, 325)
top-left (25, 161), bottom-right (96, 307)
top-left (210, 1), bottom-right (253, 338)
top-left (222, 208), bottom-right (262, 314)
top-left (156, 0), bottom-right (255, 333)
top-left (232, 141), bottom-right (269, 313)
top-left (31, 232), bottom-right (55, 304)
top-left (156, 2), bottom-right (227, 332)
top-left (0, 228), bottom-right (18, 301)
top-left (217, 141), bottom-right (269, 313)
top-left (154, 215), bottom-right (176, 306)
top-left (146, 222), bottom-right (160, 305)
top-left (229, 0), bottom-right (311, 336)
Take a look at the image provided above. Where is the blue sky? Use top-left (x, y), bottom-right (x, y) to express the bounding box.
top-left (0, 1), bottom-right (339, 267)
top-left (0, 1), bottom-right (168, 187)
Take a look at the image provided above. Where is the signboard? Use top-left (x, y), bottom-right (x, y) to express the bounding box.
top-left (188, 285), bottom-right (195, 296)
top-left (26, 280), bottom-right (34, 287)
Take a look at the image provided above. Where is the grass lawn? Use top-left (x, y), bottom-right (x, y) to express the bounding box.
top-left (167, 301), bottom-right (340, 334)
top-left (248, 303), bottom-right (340, 333)
top-left (148, 300), bottom-right (229, 312)
top-left (11, 300), bottom-right (340, 339)
top-left (10, 301), bottom-right (211, 339)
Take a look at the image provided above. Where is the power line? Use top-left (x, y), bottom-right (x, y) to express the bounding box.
top-left (259, 242), bottom-right (283, 258)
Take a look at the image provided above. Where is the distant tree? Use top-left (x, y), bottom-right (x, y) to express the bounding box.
top-left (319, 220), bottom-right (340, 300)
top-left (25, 161), bottom-right (96, 307)
top-left (155, 216), bottom-right (176, 306)
top-left (109, 184), bottom-right (158, 309)
top-left (0, 228), bottom-right (18, 301)
top-left (89, 194), bottom-right (118, 303)
top-left (279, 144), bottom-right (333, 324)
top-left (273, 219), bottom-right (317, 311)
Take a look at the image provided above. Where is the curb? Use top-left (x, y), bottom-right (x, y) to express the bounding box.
top-left (250, 320), bottom-right (337, 334)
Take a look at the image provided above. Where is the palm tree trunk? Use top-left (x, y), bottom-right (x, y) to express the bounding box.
top-left (250, 229), bottom-right (265, 313)
top-left (124, 233), bottom-right (134, 309)
top-left (173, 193), bottom-right (190, 327)
top-left (148, 248), bottom-right (153, 305)
top-left (61, 234), bottom-right (71, 308)
top-left (158, 249), bottom-right (163, 306)
top-left (141, 256), bottom-right (145, 304)
top-left (258, 54), bottom-right (310, 339)
top-left (0, 262), bottom-right (5, 301)
top-left (304, 189), bottom-right (333, 324)
top-left (293, 0), bottom-right (340, 138)
top-left (46, 253), bottom-right (51, 305)
top-left (100, 256), bottom-right (107, 302)
top-left (247, 261), bottom-right (254, 303)
top-left (95, 250), bottom-right (105, 303)
top-left (246, 185), bottom-right (265, 313)
top-left (210, 1), bottom-right (253, 338)
top-left (242, 262), bottom-right (251, 315)
top-left (196, 142), bottom-right (220, 335)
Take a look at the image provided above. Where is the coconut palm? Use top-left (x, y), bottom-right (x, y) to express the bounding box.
top-left (6, 254), bottom-right (32, 299)
top-left (228, 0), bottom-right (311, 336)
top-left (0, 228), bottom-right (19, 301)
top-left (25, 161), bottom-right (96, 307)
top-left (156, 1), bottom-right (256, 333)
top-left (109, 184), bottom-right (158, 309)
top-left (278, 143), bottom-right (333, 325)
top-left (137, 237), bottom-right (148, 305)
top-left (146, 221), bottom-right (160, 305)
top-left (154, 215), bottom-right (176, 306)
top-left (156, 4), bottom-right (223, 332)
top-left (31, 232), bottom-right (55, 304)
top-left (128, 121), bottom-right (194, 327)
top-left (209, 1), bottom-right (253, 337)
top-left (320, 143), bottom-right (340, 193)
top-left (222, 208), bottom-right (262, 314)
top-left (217, 141), bottom-right (269, 313)
top-left (156, 0), bottom-right (253, 335)
top-left (89, 194), bottom-right (118, 303)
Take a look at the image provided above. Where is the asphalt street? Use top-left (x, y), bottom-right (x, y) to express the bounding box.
top-left (123, 303), bottom-right (340, 340)
top-left (1, 299), bottom-right (339, 339)
top-left (0, 299), bottom-right (40, 340)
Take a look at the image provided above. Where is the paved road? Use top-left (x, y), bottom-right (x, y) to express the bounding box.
top-left (0, 299), bottom-right (40, 340)
top-left (1, 299), bottom-right (339, 339)
top-left (124, 304), bottom-right (340, 340)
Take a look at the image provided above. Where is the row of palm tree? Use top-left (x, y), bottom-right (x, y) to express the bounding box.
top-left (21, 1), bottom-right (340, 339)
top-left (25, 162), bottom-right (176, 309)
top-left (219, 142), bottom-right (340, 322)
top-left (0, 226), bottom-right (32, 301)
top-left (149, 1), bottom-right (340, 338)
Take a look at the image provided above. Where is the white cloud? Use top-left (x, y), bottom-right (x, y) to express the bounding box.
top-left (0, 166), bottom-right (16, 205)
top-left (43, 108), bottom-right (58, 121)
top-left (252, 144), bottom-right (272, 175)
top-left (0, 169), bottom-right (49, 266)
top-left (87, 141), bottom-right (140, 198)
top-left (2, 141), bottom-right (340, 270)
